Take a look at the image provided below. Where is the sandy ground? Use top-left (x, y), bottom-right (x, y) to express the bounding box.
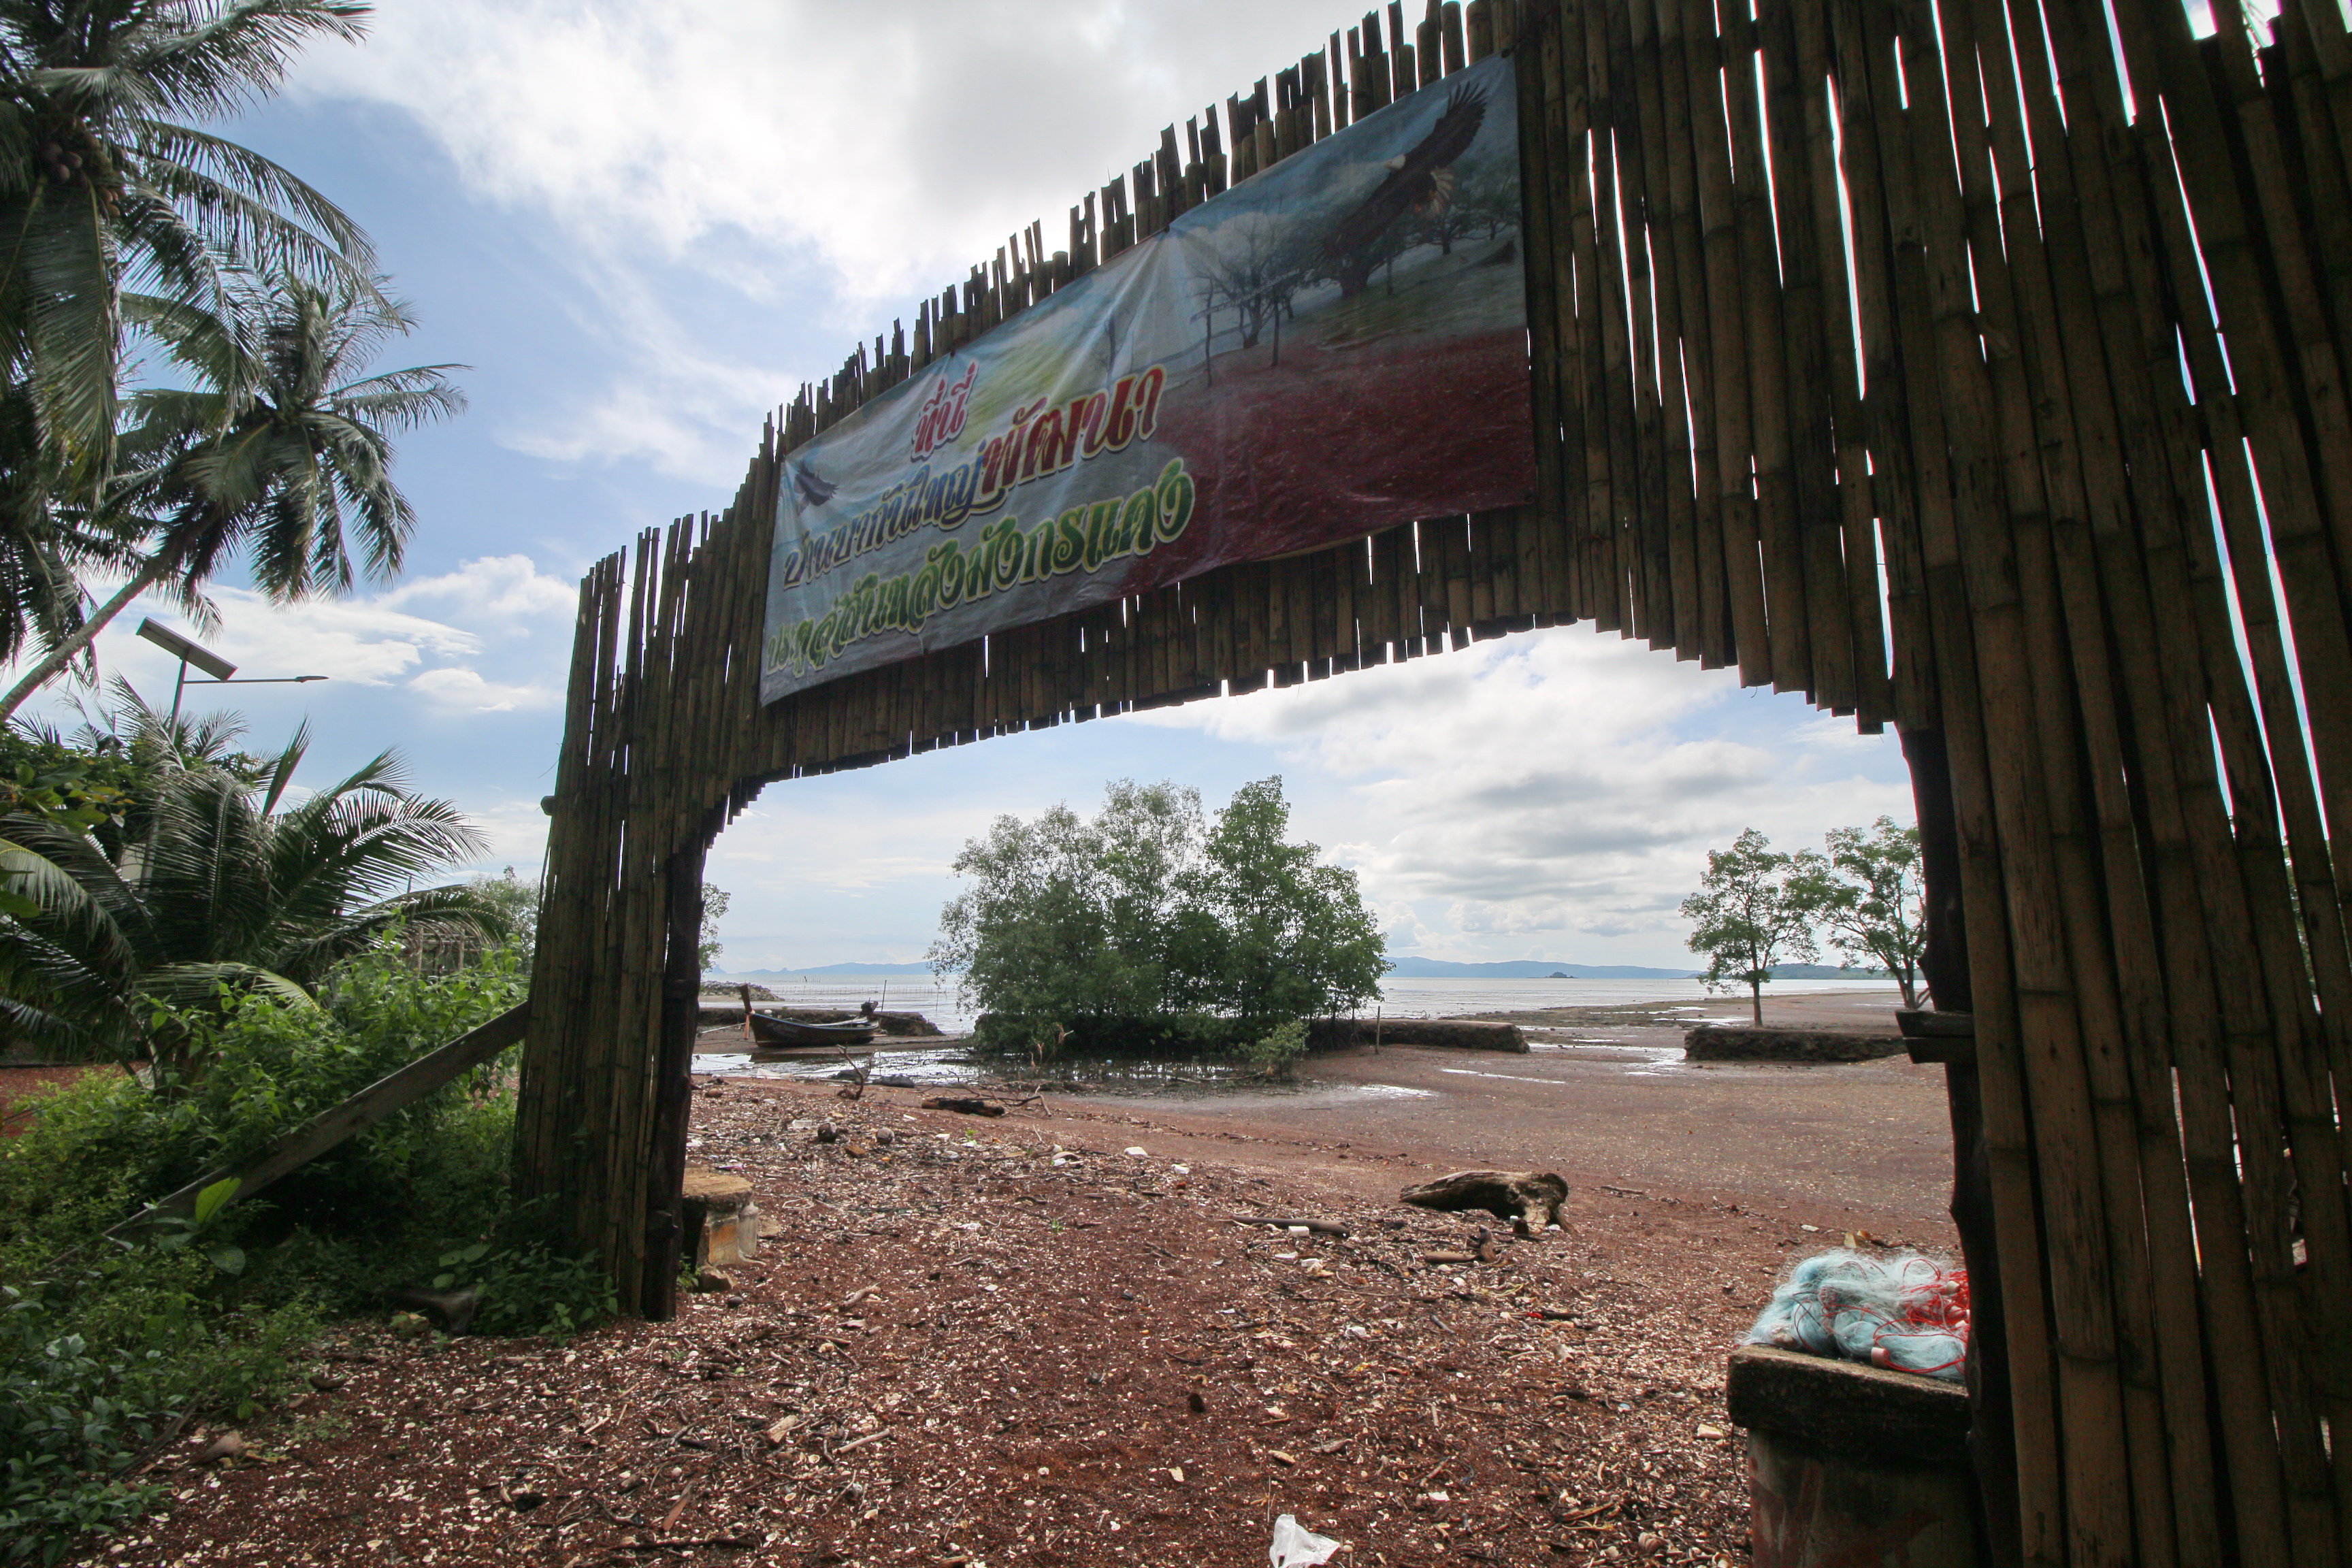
top-left (79, 990), bottom-right (1961, 1568)
top-left (1051, 992), bottom-right (1953, 1234)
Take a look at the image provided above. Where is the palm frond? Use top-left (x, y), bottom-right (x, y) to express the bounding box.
top-left (331, 368), bottom-right (468, 431)
top-left (106, 186), bottom-right (236, 321)
top-left (114, 1), bottom-right (372, 124)
top-left (14, 184), bottom-right (122, 478)
top-left (0, 817), bottom-right (147, 977)
top-left (127, 117), bottom-right (372, 266)
top-left (123, 287), bottom-right (257, 399)
top-left (247, 719), bottom-right (304, 813)
top-left (268, 884), bottom-right (509, 984)
top-left (140, 959), bottom-right (321, 1013)
top-left (129, 152), bottom-right (366, 284)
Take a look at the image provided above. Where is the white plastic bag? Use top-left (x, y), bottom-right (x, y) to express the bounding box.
top-left (1269, 1513), bottom-right (1343, 1567)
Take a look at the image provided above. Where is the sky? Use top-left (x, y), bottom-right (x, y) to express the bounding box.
top-left (3, 1), bottom-right (1916, 972)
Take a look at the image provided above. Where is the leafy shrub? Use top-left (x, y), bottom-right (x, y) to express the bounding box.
top-left (0, 936), bottom-right (527, 1256)
top-left (0, 1244), bottom-right (315, 1564)
top-left (0, 934), bottom-right (564, 1560)
top-left (423, 1211), bottom-right (617, 1339)
top-left (932, 777), bottom-right (1384, 1046)
top-left (1232, 1017), bottom-right (1309, 1073)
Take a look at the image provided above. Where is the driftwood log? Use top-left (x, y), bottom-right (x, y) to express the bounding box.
top-left (920, 1096), bottom-right (1006, 1117)
top-left (1230, 1215), bottom-right (1352, 1237)
top-left (1399, 1169), bottom-right (1569, 1230)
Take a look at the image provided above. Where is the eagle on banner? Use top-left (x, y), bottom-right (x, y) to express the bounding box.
top-left (1321, 78), bottom-right (1489, 299)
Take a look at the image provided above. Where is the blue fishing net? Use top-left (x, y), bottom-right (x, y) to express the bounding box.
top-left (1745, 1247), bottom-right (1969, 1382)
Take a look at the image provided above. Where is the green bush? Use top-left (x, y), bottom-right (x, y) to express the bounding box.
top-left (932, 777), bottom-right (1384, 1043)
top-left (1233, 1017), bottom-right (1309, 1072)
top-left (1, 936), bottom-right (528, 1271)
top-left (0, 934), bottom-right (602, 1561)
top-left (0, 1226), bottom-right (316, 1564)
top-left (416, 1212), bottom-right (618, 1340)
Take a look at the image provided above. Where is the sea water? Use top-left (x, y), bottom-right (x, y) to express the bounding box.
top-left (691, 974), bottom-right (1902, 1081)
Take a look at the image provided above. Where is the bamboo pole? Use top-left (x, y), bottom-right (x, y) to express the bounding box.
top-left (1758, 0), bottom-right (1850, 710)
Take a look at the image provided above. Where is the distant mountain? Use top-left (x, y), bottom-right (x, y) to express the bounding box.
top-left (1382, 956), bottom-right (1700, 979)
top-left (713, 962), bottom-right (938, 979)
top-left (1379, 956), bottom-right (1893, 981)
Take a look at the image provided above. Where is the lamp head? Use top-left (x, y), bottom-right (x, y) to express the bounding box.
top-left (134, 619), bottom-right (235, 682)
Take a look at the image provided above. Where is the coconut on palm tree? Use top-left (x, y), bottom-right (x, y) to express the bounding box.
top-left (0, 0), bottom-right (376, 487)
top-left (0, 270), bottom-right (466, 718)
top-left (0, 722), bottom-right (508, 1080)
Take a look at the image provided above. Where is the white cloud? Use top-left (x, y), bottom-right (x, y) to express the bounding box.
top-left (446, 798), bottom-right (557, 878)
top-left (140, 590), bottom-right (478, 685)
top-left (385, 554), bottom-right (579, 622)
top-left (284, 1), bottom-right (1355, 479)
top-left (406, 666), bottom-right (560, 713)
top-left (1133, 625), bottom-right (1911, 961)
top-left (711, 797), bottom-right (968, 897)
top-left (9, 555), bottom-right (580, 722)
top-left (295, 2), bottom-right (1343, 301)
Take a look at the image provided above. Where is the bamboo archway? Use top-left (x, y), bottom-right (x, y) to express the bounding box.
top-left (514, 4), bottom-right (2352, 1562)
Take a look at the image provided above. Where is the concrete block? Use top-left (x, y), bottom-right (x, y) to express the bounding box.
top-left (681, 1168), bottom-right (759, 1271)
top-left (1729, 1345), bottom-right (1980, 1567)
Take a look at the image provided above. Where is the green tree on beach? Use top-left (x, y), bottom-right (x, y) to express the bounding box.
top-left (930, 777), bottom-right (1383, 1058)
top-left (697, 884), bottom-right (728, 973)
top-left (930, 779), bottom-right (1207, 1034)
top-left (1681, 827), bottom-right (1818, 1026)
top-left (1788, 817), bottom-right (1928, 1009)
top-left (1166, 776), bottom-right (1384, 1030)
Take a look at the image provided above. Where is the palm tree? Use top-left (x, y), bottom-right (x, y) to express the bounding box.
top-left (30, 671), bottom-right (264, 858)
top-left (0, 272), bottom-right (465, 719)
top-left (0, 0), bottom-right (375, 487)
top-left (0, 374), bottom-right (144, 666)
top-left (0, 725), bottom-right (506, 1079)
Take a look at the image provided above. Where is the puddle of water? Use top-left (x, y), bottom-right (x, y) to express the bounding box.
top-left (693, 1044), bottom-right (981, 1085)
top-left (693, 1045), bottom-right (1323, 1098)
top-left (1357, 1083), bottom-right (1437, 1099)
top-left (1438, 1066), bottom-right (1559, 1085)
top-left (1439, 1045), bottom-right (1690, 1083)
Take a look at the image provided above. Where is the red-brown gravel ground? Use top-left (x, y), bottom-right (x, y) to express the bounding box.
top-left (83, 1000), bottom-right (1958, 1568)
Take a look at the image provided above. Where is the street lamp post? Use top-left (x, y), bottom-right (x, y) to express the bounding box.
top-left (134, 619), bottom-right (327, 730)
top-left (125, 619), bottom-right (329, 891)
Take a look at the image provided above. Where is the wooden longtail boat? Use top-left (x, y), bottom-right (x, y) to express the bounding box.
top-left (748, 1012), bottom-right (877, 1048)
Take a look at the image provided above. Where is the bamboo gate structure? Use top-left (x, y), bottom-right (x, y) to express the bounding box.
top-left (512, 1), bottom-right (2352, 1562)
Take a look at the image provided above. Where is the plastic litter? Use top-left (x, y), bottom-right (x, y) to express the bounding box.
top-left (1269, 1513), bottom-right (1343, 1567)
top-left (1746, 1248), bottom-right (1969, 1382)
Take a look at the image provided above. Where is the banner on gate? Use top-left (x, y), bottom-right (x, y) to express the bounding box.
top-left (761, 52), bottom-right (1532, 704)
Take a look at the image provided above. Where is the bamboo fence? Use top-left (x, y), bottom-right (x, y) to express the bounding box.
top-left (513, 3), bottom-right (2352, 1561)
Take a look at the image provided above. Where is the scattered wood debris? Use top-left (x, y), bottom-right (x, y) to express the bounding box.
top-left (95, 1079), bottom-right (1816, 1567)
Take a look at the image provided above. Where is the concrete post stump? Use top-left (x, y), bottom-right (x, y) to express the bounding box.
top-left (1727, 1345), bottom-right (1981, 1567)
top-left (680, 1168), bottom-right (761, 1274)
